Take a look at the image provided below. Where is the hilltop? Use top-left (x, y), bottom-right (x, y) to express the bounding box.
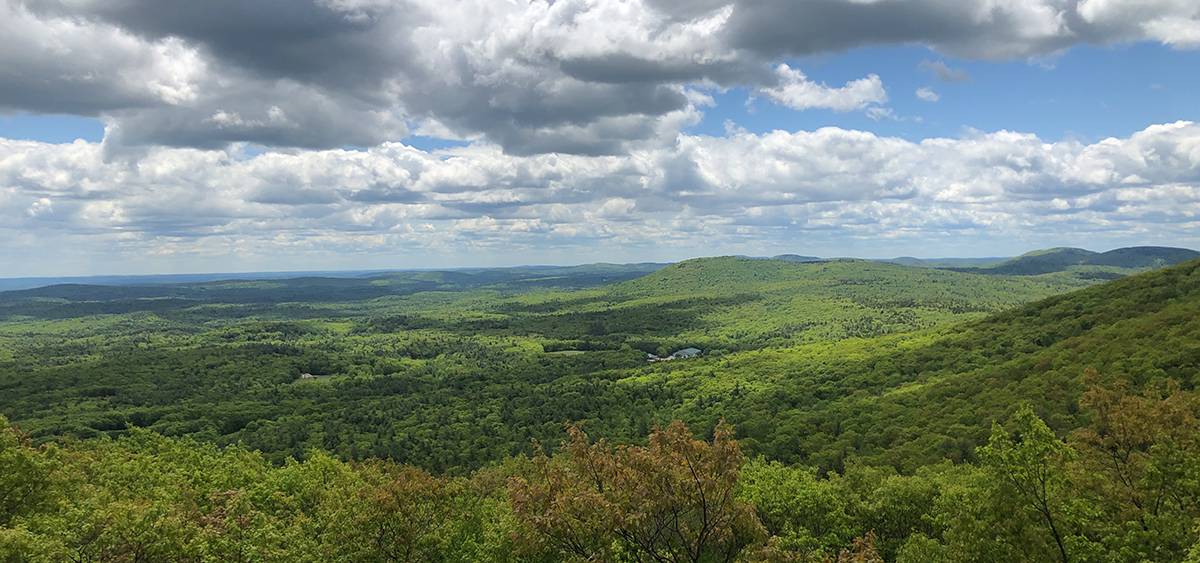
top-left (590, 256), bottom-right (1098, 349)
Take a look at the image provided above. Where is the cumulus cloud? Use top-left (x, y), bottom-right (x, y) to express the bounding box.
top-left (760, 64), bottom-right (887, 112)
top-left (3, 122), bottom-right (1199, 271)
top-left (0, 1), bottom-right (204, 114)
top-left (3, 0), bottom-right (1199, 155)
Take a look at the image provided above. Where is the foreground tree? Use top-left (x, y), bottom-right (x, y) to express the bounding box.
top-left (978, 404), bottom-right (1073, 563)
top-left (0, 417), bottom-right (54, 527)
top-left (1070, 374), bottom-right (1200, 560)
top-left (509, 421), bottom-right (765, 562)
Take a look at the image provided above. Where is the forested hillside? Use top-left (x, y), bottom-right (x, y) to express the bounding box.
top-left (0, 258), bottom-right (1099, 468)
top-left (4, 380), bottom-right (1199, 561)
top-left (651, 258), bottom-right (1200, 470)
top-left (2, 257), bottom-right (1199, 560)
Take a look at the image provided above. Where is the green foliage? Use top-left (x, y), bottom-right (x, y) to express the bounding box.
top-left (2, 376), bottom-right (1200, 556)
top-left (978, 405), bottom-right (1073, 562)
top-left (4, 384), bottom-right (1198, 561)
top-left (1, 255), bottom-right (1199, 559)
top-left (0, 417), bottom-right (54, 527)
top-left (509, 422), bottom-right (764, 562)
top-left (0, 258), bottom-right (1106, 469)
top-left (650, 259), bottom-right (1200, 471)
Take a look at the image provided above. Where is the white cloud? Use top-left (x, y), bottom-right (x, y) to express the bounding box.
top-left (2, 122), bottom-right (1199, 273)
top-left (760, 64), bottom-right (887, 112)
top-left (1078, 0), bottom-right (1200, 47)
top-left (915, 87), bottom-right (940, 102)
top-left (0, 1), bottom-right (205, 114)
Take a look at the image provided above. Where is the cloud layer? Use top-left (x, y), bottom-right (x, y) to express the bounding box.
top-left (4, 0), bottom-right (1200, 272)
top-left (5, 0), bottom-right (1200, 154)
top-left (3, 122), bottom-right (1198, 272)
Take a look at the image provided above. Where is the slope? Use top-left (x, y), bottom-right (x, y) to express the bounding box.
top-left (586, 256), bottom-right (1097, 349)
top-left (0, 256), bottom-right (1102, 468)
top-left (640, 258), bottom-right (1200, 471)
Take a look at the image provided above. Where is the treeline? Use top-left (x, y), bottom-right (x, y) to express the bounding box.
top-left (4, 378), bottom-right (1199, 562)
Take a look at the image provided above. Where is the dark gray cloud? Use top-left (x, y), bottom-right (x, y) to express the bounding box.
top-left (101, 78), bottom-right (408, 151)
top-left (558, 53), bottom-right (768, 86)
top-left (722, 0), bottom-right (1076, 60)
top-left (722, 0), bottom-right (1200, 59)
top-left (26, 0), bottom-right (421, 92)
top-left (0, 1), bottom-right (193, 115)
top-left (2, 0), bottom-right (1199, 156)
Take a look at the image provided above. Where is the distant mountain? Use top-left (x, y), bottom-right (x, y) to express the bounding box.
top-left (0, 270), bottom-right (395, 292)
top-left (884, 256), bottom-right (1009, 268)
top-left (974, 247), bottom-right (1099, 275)
top-left (771, 254), bottom-right (823, 263)
top-left (1088, 246), bottom-right (1200, 268)
top-left (952, 246), bottom-right (1199, 276)
top-left (607, 256), bottom-right (1093, 328)
top-left (0, 263), bottom-right (667, 295)
top-left (0, 263), bottom-right (667, 318)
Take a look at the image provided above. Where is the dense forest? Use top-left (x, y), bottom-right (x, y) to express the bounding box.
top-left (0, 258), bottom-right (1107, 468)
top-left (2, 251), bottom-right (1199, 560)
top-left (4, 379), bottom-right (1200, 561)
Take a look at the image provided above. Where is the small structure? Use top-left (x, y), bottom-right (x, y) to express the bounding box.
top-left (299, 372), bottom-right (317, 380)
top-left (646, 348), bottom-right (703, 362)
top-left (670, 347), bottom-right (702, 360)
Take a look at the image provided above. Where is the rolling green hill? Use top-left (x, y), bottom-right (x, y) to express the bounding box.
top-left (501, 257), bottom-right (1101, 351)
top-left (952, 245), bottom-right (1199, 275)
top-left (0, 256), bottom-right (1105, 467)
top-left (2, 254), bottom-right (1199, 561)
top-left (2, 258), bottom-right (1198, 562)
top-left (645, 258), bottom-right (1200, 470)
top-left (883, 255), bottom-right (1008, 268)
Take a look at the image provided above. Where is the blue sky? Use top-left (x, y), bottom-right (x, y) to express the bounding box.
top-left (0, 114), bottom-right (105, 144)
top-left (7, 43), bottom-right (1198, 149)
top-left (685, 43), bottom-right (1200, 143)
top-left (2, 0), bottom-right (1200, 276)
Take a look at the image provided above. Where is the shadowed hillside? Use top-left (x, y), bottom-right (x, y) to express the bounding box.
top-left (951, 245), bottom-right (1199, 275)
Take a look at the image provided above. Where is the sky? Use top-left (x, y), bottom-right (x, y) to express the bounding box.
top-left (2, 0), bottom-right (1199, 276)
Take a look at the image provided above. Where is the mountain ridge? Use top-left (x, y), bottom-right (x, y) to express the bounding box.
top-left (949, 245), bottom-right (1198, 275)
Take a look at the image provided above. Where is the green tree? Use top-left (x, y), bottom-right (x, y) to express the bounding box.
top-left (978, 404), bottom-right (1073, 563)
top-left (1069, 375), bottom-right (1200, 560)
top-left (0, 416), bottom-right (54, 527)
top-left (509, 421), bottom-right (765, 562)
